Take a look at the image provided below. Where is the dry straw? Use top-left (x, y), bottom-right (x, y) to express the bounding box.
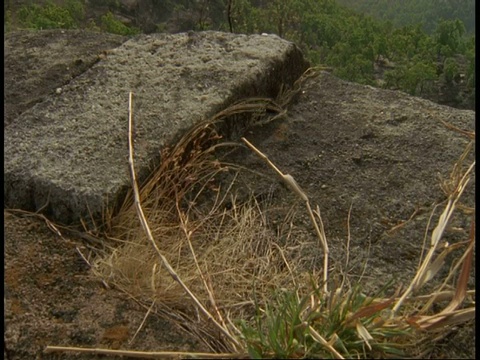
top-left (45, 68), bottom-right (475, 358)
top-left (89, 86), bottom-right (321, 352)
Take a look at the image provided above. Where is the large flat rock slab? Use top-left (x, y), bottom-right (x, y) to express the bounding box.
top-left (231, 70), bottom-right (475, 287)
top-left (219, 72), bottom-right (475, 360)
top-left (4, 30), bottom-right (308, 223)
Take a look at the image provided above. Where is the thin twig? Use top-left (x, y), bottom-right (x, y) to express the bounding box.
top-left (44, 346), bottom-right (248, 359)
top-left (127, 92), bottom-right (241, 350)
top-left (241, 137), bottom-right (330, 294)
top-left (129, 300), bottom-right (155, 345)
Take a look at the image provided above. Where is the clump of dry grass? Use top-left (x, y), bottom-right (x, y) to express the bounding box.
top-left (46, 68), bottom-right (475, 358)
top-left (90, 90), bottom-right (319, 353)
top-left (91, 69), bottom-right (326, 315)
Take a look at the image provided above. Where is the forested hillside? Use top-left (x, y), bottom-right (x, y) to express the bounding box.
top-left (336, 0), bottom-right (475, 34)
top-left (228, 0), bottom-right (475, 109)
top-left (4, 0), bottom-right (475, 109)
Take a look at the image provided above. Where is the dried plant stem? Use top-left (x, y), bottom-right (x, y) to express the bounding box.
top-left (312, 204), bottom-right (329, 290)
top-left (241, 137), bottom-right (329, 294)
top-left (127, 92), bottom-right (241, 350)
top-left (439, 119), bottom-right (475, 140)
top-left (44, 346), bottom-right (247, 359)
top-left (129, 300), bottom-right (155, 345)
top-left (393, 160), bottom-right (475, 315)
top-left (178, 208), bottom-right (229, 333)
top-left (272, 242), bottom-right (297, 288)
top-left (308, 326), bottom-right (344, 359)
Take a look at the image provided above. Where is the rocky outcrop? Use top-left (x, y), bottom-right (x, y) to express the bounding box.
top-left (230, 71), bottom-right (474, 286)
top-left (4, 30), bottom-right (308, 224)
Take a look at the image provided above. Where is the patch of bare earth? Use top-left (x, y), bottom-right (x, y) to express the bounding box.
top-left (4, 211), bottom-right (208, 360)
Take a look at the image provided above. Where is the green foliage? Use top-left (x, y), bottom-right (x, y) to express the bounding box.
top-left (17, 0), bottom-right (83, 30)
top-left (86, 19), bottom-right (102, 32)
top-left (240, 291), bottom-right (307, 358)
top-left (96, 0), bottom-right (122, 9)
top-left (327, 45), bottom-right (375, 85)
top-left (65, 0), bottom-right (85, 23)
top-left (13, 0), bottom-right (138, 35)
top-left (434, 19), bottom-right (466, 57)
top-left (384, 58), bottom-right (437, 96)
top-left (443, 57), bottom-right (459, 84)
top-left (6, 0), bottom-right (475, 107)
top-left (336, 0), bottom-right (475, 35)
top-left (239, 285), bottom-right (410, 358)
top-left (227, 0), bottom-right (473, 104)
top-left (465, 39), bottom-right (475, 89)
top-left (230, 0), bottom-right (261, 34)
top-left (100, 11), bottom-right (140, 36)
top-left (155, 22), bottom-right (168, 33)
top-left (386, 24), bottom-right (434, 61)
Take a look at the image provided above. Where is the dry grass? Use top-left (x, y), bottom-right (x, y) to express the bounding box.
top-left (46, 68), bottom-right (475, 358)
top-left (90, 87), bottom-right (322, 353)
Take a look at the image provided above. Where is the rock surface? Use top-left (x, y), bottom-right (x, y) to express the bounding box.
top-left (230, 71), bottom-right (475, 290)
top-left (4, 211), bottom-right (208, 360)
top-left (4, 30), bottom-right (128, 127)
top-left (4, 30), bottom-right (308, 224)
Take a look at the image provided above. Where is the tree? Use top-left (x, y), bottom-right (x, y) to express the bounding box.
top-left (443, 57), bottom-right (458, 84)
top-left (384, 57), bottom-right (436, 96)
top-left (464, 39), bottom-right (475, 89)
top-left (434, 19), bottom-right (466, 57)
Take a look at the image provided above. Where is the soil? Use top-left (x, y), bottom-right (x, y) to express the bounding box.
top-left (4, 35), bottom-right (475, 360)
top-left (229, 72), bottom-right (475, 290)
top-left (4, 211), bottom-right (209, 360)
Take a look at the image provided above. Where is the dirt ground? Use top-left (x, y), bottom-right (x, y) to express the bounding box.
top-left (4, 32), bottom-right (475, 359)
top-left (4, 211), bottom-right (209, 360)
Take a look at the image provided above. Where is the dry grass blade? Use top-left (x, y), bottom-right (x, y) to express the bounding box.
top-left (446, 214), bottom-right (475, 311)
top-left (126, 92), bottom-right (241, 350)
top-left (344, 298), bottom-right (396, 326)
top-left (412, 214), bottom-right (475, 331)
top-left (177, 208), bottom-right (229, 333)
top-left (72, 70), bottom-right (474, 358)
top-left (88, 92), bottom-right (306, 354)
top-left (355, 320), bottom-right (374, 351)
top-left (398, 289), bottom-right (475, 304)
top-left (308, 326), bottom-right (344, 359)
top-left (439, 141), bottom-right (474, 197)
top-left (276, 66), bottom-right (329, 107)
top-left (44, 346), bottom-right (249, 359)
top-left (129, 300), bottom-right (155, 345)
top-left (408, 307), bottom-right (475, 332)
top-left (241, 137), bottom-right (330, 294)
top-left (393, 156), bottom-right (475, 314)
top-left (439, 118), bottom-right (475, 140)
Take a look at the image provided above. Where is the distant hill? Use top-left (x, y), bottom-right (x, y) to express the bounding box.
top-left (336, 0), bottom-right (475, 34)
